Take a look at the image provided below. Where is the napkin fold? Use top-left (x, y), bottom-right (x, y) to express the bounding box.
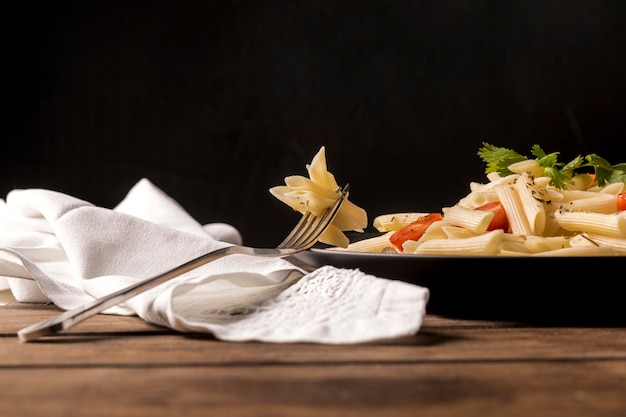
top-left (0, 178), bottom-right (429, 343)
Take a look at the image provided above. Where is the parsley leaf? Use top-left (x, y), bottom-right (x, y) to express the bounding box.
top-left (532, 146), bottom-right (575, 188)
top-left (478, 142), bottom-right (626, 189)
top-left (583, 154), bottom-right (626, 186)
top-left (542, 166), bottom-right (574, 189)
top-left (477, 143), bottom-right (527, 176)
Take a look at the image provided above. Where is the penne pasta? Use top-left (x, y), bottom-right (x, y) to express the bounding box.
top-left (599, 181), bottom-right (625, 194)
top-left (441, 205), bottom-right (494, 234)
top-left (557, 193), bottom-right (617, 214)
top-left (318, 224), bottom-right (350, 249)
top-left (531, 245), bottom-right (618, 257)
top-left (461, 190), bottom-right (500, 208)
top-left (401, 239), bottom-right (421, 253)
top-left (499, 241), bottom-right (533, 255)
top-left (331, 199), bottom-right (368, 232)
top-left (415, 220), bottom-right (448, 242)
top-left (523, 236), bottom-right (570, 253)
top-left (508, 159), bottom-right (544, 177)
top-left (514, 172), bottom-right (546, 235)
top-left (271, 187), bottom-right (339, 216)
top-left (457, 174), bottom-right (518, 208)
top-left (555, 211), bottom-right (626, 238)
top-left (329, 231), bottom-right (397, 253)
top-left (411, 230), bottom-right (504, 256)
top-left (573, 233), bottom-right (626, 255)
top-left (541, 212), bottom-right (569, 237)
top-left (306, 146), bottom-right (339, 190)
top-left (441, 225), bottom-right (479, 239)
top-left (493, 184), bottom-right (531, 235)
top-left (372, 213), bottom-right (431, 232)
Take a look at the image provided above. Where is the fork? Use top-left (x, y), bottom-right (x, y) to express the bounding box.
top-left (17, 184), bottom-right (349, 342)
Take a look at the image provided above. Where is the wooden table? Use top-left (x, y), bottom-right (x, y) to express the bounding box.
top-left (1, 298), bottom-right (625, 416)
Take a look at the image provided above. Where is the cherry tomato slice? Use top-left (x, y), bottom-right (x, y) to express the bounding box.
top-left (475, 202), bottom-right (509, 232)
top-left (389, 213), bottom-right (442, 252)
top-left (617, 192), bottom-right (626, 212)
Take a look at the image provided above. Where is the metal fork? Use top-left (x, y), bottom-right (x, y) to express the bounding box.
top-left (17, 184), bottom-right (349, 342)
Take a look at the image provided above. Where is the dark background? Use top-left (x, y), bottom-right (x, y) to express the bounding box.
top-left (5, 0), bottom-right (626, 246)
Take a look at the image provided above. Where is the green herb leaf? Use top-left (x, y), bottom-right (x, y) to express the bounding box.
top-left (477, 143), bottom-right (527, 176)
top-left (542, 166), bottom-right (574, 189)
top-left (583, 154), bottom-right (626, 186)
top-left (530, 145), bottom-right (546, 158)
top-left (560, 155), bottom-right (585, 173)
top-left (478, 143), bottom-right (625, 189)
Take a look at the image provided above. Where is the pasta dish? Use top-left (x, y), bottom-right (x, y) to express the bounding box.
top-left (272, 144), bottom-right (625, 257)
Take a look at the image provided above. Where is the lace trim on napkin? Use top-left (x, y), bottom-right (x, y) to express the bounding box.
top-left (167, 265), bottom-right (429, 344)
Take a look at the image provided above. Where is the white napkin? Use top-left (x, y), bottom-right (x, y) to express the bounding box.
top-left (0, 178), bottom-right (429, 343)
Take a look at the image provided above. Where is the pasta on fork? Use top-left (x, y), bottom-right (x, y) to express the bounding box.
top-left (270, 146), bottom-right (368, 248)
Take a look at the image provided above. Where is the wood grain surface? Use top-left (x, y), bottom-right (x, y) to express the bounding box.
top-left (1, 301), bottom-right (625, 416)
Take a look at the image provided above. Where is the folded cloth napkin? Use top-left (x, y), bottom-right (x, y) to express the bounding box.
top-left (0, 178), bottom-right (429, 343)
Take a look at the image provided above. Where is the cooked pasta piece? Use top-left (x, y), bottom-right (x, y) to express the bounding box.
top-left (460, 190), bottom-right (500, 208)
top-left (514, 172), bottom-right (546, 236)
top-left (329, 231), bottom-right (396, 253)
top-left (543, 188), bottom-right (565, 206)
top-left (318, 224), bottom-right (351, 249)
top-left (414, 220), bottom-right (447, 242)
top-left (532, 245), bottom-right (618, 257)
top-left (441, 205), bottom-right (494, 234)
top-left (591, 181), bottom-right (625, 195)
top-left (502, 233), bottom-right (527, 244)
top-left (508, 159), bottom-right (544, 177)
top-left (397, 221), bottom-right (449, 253)
top-left (440, 225), bottom-right (479, 239)
top-left (532, 176), bottom-right (552, 189)
top-left (499, 242), bottom-right (533, 255)
top-left (457, 174), bottom-right (518, 208)
top-left (306, 146), bottom-right (339, 190)
top-left (555, 211), bottom-right (626, 238)
top-left (409, 230), bottom-right (504, 256)
top-left (566, 173), bottom-right (596, 190)
top-left (555, 192), bottom-right (617, 214)
top-left (401, 239), bottom-right (421, 253)
top-left (541, 212), bottom-right (567, 237)
top-left (524, 236), bottom-right (570, 253)
top-left (572, 233), bottom-right (626, 255)
top-left (331, 199), bottom-right (369, 232)
top-left (372, 213), bottom-right (430, 232)
top-left (270, 185), bottom-right (341, 216)
top-left (493, 184), bottom-right (531, 235)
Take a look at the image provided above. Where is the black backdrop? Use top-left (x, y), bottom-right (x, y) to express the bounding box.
top-left (5, 0), bottom-right (626, 246)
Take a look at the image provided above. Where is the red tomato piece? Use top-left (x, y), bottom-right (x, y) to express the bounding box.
top-left (389, 213), bottom-right (443, 252)
top-left (618, 192), bottom-right (626, 212)
top-left (475, 202), bottom-right (509, 232)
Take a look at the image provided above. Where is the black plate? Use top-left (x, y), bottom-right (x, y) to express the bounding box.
top-left (294, 248), bottom-right (626, 325)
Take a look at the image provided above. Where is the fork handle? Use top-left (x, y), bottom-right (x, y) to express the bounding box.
top-left (17, 245), bottom-right (288, 342)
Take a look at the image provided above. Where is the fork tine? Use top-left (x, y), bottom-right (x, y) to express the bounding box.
top-left (277, 211), bottom-right (315, 249)
top-left (280, 212), bottom-right (324, 249)
top-left (290, 203), bottom-right (338, 248)
top-left (277, 184), bottom-right (349, 250)
top-left (291, 210), bottom-right (332, 248)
